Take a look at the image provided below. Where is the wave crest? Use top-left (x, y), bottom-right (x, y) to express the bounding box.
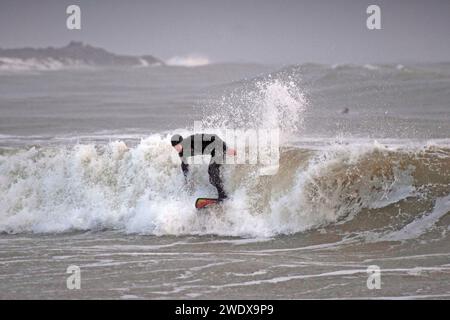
top-left (0, 137), bottom-right (448, 238)
top-left (166, 55), bottom-right (210, 67)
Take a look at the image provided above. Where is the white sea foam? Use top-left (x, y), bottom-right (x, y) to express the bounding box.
top-left (363, 64), bottom-right (379, 70)
top-left (0, 135), bottom-right (424, 236)
top-left (0, 57), bottom-right (81, 71)
top-left (202, 77), bottom-right (307, 143)
top-left (380, 194), bottom-right (450, 241)
top-left (166, 55), bottom-right (210, 67)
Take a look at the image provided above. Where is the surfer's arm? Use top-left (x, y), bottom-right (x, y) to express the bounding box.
top-left (212, 136), bottom-right (236, 157)
top-left (222, 140), bottom-right (237, 156)
top-left (216, 137), bottom-right (236, 157)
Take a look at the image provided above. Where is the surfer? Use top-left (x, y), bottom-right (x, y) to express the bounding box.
top-left (171, 134), bottom-right (236, 201)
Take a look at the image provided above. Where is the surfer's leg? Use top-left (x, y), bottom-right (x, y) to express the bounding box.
top-left (208, 162), bottom-right (227, 200)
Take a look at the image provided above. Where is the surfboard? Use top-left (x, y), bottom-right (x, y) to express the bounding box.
top-left (195, 198), bottom-right (219, 209)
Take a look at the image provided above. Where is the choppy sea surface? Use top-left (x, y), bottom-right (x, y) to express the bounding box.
top-left (0, 62), bottom-right (449, 299)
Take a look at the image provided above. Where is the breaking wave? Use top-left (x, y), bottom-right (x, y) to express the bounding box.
top-left (166, 55), bottom-right (210, 67)
top-left (0, 64), bottom-right (448, 239)
top-left (0, 137), bottom-right (448, 238)
top-left (0, 57), bottom-right (79, 72)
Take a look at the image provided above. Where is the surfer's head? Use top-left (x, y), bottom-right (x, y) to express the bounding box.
top-left (171, 134), bottom-right (183, 148)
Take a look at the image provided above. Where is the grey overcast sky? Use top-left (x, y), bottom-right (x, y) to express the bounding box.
top-left (0, 0), bottom-right (449, 64)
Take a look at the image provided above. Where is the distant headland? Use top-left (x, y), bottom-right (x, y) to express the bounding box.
top-left (0, 41), bottom-right (164, 71)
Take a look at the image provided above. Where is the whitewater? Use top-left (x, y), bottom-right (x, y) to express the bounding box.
top-left (0, 62), bottom-right (449, 299)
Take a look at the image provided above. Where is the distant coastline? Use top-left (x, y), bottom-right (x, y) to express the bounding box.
top-left (0, 41), bottom-right (164, 71)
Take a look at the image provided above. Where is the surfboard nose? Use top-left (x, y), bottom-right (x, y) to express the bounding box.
top-left (195, 198), bottom-right (219, 209)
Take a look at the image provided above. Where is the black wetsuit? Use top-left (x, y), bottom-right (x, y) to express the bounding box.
top-left (177, 134), bottom-right (228, 200)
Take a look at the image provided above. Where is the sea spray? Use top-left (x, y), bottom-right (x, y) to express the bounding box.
top-left (201, 77), bottom-right (307, 140)
top-left (1, 135), bottom-right (447, 237)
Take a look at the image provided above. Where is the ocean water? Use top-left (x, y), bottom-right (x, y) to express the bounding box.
top-left (0, 62), bottom-right (449, 299)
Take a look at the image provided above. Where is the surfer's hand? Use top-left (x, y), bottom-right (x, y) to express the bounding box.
top-left (227, 148), bottom-right (237, 156)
